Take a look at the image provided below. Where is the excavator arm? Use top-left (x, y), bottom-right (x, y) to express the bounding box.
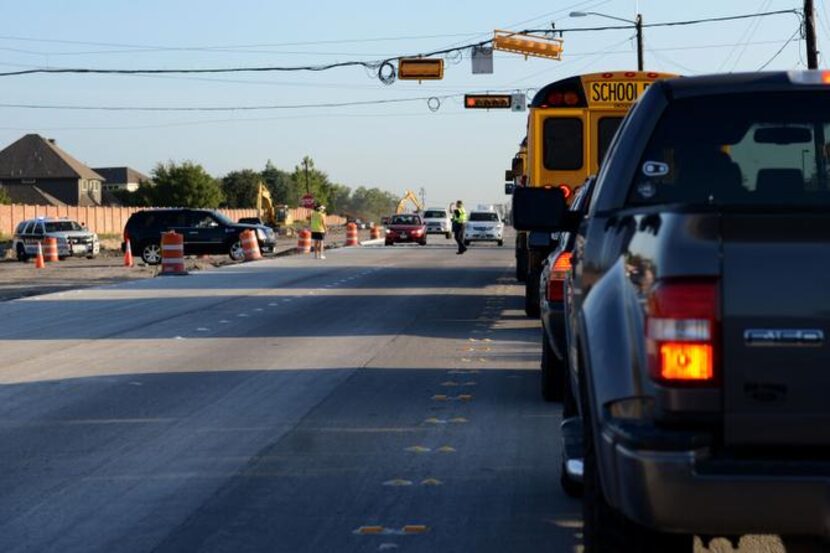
top-left (395, 189), bottom-right (424, 214)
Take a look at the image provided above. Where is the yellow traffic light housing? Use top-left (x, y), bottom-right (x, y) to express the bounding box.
top-left (493, 30), bottom-right (564, 60)
top-left (398, 58), bottom-right (444, 80)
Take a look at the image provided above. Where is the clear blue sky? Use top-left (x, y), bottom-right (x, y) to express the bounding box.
top-left (0, 0), bottom-right (818, 207)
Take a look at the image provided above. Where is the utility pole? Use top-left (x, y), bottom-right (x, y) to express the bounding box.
top-left (806, 0), bottom-right (819, 69)
top-left (635, 14), bottom-right (644, 71)
top-left (303, 158), bottom-right (311, 194)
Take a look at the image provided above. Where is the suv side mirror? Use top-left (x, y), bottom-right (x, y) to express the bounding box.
top-left (512, 186), bottom-right (570, 232)
top-left (505, 182), bottom-right (516, 195)
top-left (504, 169), bottom-right (514, 182)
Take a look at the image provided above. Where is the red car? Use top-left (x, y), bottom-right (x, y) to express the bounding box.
top-left (384, 214), bottom-right (427, 246)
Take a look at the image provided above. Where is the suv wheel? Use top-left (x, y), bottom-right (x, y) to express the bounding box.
top-left (229, 241), bottom-right (245, 261)
top-left (541, 336), bottom-right (564, 402)
top-left (141, 243), bottom-right (162, 265)
top-left (498, 239), bottom-right (504, 247)
top-left (582, 367), bottom-right (693, 553)
top-left (445, 232), bottom-right (452, 239)
top-left (16, 243), bottom-right (29, 262)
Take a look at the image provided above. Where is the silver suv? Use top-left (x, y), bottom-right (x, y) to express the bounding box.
top-left (13, 217), bottom-right (100, 261)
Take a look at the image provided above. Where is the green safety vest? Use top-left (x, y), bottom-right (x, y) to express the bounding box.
top-left (310, 211), bottom-right (326, 232)
top-left (452, 207), bottom-right (468, 224)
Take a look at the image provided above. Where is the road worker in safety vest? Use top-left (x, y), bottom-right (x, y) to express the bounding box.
top-left (310, 204), bottom-right (327, 260)
top-left (451, 200), bottom-right (468, 255)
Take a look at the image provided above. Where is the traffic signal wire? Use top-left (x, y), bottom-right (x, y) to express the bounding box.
top-left (0, 9), bottom-right (801, 82)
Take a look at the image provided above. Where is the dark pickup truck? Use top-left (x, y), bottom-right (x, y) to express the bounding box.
top-left (515, 71), bottom-right (830, 552)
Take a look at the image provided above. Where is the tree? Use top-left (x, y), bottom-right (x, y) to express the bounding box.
top-left (0, 185), bottom-right (10, 205)
top-left (261, 160), bottom-right (296, 205)
top-left (149, 161), bottom-right (224, 208)
top-left (291, 156), bottom-right (335, 207)
top-left (221, 169), bottom-right (261, 208)
top-left (349, 186), bottom-right (398, 222)
top-left (327, 183), bottom-right (353, 215)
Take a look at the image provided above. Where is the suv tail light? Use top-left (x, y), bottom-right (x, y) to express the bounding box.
top-left (546, 252), bottom-right (572, 302)
top-left (646, 279), bottom-right (718, 383)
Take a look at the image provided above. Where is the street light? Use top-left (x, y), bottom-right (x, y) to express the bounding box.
top-left (570, 11), bottom-right (644, 71)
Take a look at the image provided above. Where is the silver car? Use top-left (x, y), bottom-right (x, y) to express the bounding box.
top-left (13, 217), bottom-right (100, 261)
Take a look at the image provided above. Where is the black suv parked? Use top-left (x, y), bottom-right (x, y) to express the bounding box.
top-left (122, 209), bottom-right (277, 264)
top-left (515, 71), bottom-right (830, 552)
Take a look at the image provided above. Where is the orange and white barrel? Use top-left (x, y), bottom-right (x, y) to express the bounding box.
top-left (345, 223), bottom-right (359, 247)
top-left (42, 236), bottom-right (59, 262)
top-left (370, 225), bottom-right (381, 240)
top-left (160, 231), bottom-right (187, 276)
top-left (240, 229), bottom-right (262, 261)
top-left (297, 229), bottom-right (312, 254)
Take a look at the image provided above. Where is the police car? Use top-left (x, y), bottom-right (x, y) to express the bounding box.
top-left (13, 217), bottom-right (100, 261)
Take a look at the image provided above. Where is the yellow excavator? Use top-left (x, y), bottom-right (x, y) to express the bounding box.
top-left (257, 182), bottom-right (294, 236)
top-left (395, 189), bottom-right (423, 214)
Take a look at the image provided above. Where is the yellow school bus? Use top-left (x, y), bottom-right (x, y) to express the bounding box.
top-left (527, 71), bottom-right (675, 197)
top-left (517, 71), bottom-right (676, 311)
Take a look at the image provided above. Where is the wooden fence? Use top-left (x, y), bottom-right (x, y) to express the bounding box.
top-left (0, 204), bottom-right (345, 237)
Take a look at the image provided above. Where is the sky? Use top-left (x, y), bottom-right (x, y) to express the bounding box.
top-left (0, 0), bottom-right (821, 208)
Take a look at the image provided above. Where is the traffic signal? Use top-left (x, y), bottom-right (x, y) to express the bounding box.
top-left (464, 94), bottom-right (513, 109)
top-left (398, 58), bottom-right (444, 80)
top-left (493, 30), bottom-right (564, 61)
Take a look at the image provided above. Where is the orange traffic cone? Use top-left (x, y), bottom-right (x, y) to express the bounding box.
top-left (124, 239), bottom-right (134, 267)
top-left (35, 242), bottom-right (45, 269)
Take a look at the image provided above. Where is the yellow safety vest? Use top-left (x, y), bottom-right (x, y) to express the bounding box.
top-left (452, 207), bottom-right (468, 224)
top-left (310, 211), bottom-right (326, 232)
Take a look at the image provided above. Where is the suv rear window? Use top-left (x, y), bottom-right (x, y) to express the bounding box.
top-left (543, 117), bottom-right (583, 170)
top-left (630, 92), bottom-right (830, 206)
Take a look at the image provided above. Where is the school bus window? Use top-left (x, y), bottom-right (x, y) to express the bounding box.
top-left (543, 118), bottom-right (583, 171)
top-left (598, 117), bottom-right (624, 166)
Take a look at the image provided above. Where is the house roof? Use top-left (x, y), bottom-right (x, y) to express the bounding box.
top-left (93, 166), bottom-right (150, 184)
top-left (0, 183), bottom-right (67, 206)
top-left (0, 134), bottom-right (104, 180)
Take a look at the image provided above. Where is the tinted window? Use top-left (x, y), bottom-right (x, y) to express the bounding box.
top-left (423, 211), bottom-right (446, 218)
top-left (33, 222), bottom-right (44, 235)
top-left (598, 117), bottom-right (623, 166)
top-left (211, 211), bottom-right (233, 226)
top-left (190, 212), bottom-right (219, 228)
top-left (15, 222), bottom-right (26, 234)
top-left (469, 212), bottom-right (499, 222)
top-left (630, 93), bottom-right (830, 206)
top-left (45, 221), bottom-right (82, 232)
top-left (543, 117), bottom-right (583, 171)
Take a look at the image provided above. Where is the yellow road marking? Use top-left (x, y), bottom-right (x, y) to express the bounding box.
top-left (405, 446), bottom-right (431, 453)
top-left (420, 478), bottom-right (443, 486)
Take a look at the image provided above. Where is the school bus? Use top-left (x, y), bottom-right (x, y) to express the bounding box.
top-left (515, 71), bottom-right (676, 315)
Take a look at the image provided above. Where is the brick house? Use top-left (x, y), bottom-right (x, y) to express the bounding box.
top-left (0, 134), bottom-right (104, 206)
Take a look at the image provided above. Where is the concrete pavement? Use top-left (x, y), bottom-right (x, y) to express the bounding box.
top-left (0, 238), bottom-right (783, 552)
top-left (0, 239), bottom-right (580, 553)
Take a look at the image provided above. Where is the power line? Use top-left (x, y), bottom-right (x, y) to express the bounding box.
top-left (757, 27), bottom-right (802, 70)
top-left (0, 9), bottom-right (801, 80)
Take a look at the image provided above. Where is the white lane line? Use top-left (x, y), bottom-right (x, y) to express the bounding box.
top-left (196, 327), bottom-right (210, 332)
top-left (237, 313), bottom-right (249, 318)
top-left (254, 308), bottom-right (264, 312)
top-left (219, 320), bottom-right (230, 324)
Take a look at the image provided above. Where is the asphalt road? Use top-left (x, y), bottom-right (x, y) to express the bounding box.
top-left (0, 235), bottom-right (782, 553)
